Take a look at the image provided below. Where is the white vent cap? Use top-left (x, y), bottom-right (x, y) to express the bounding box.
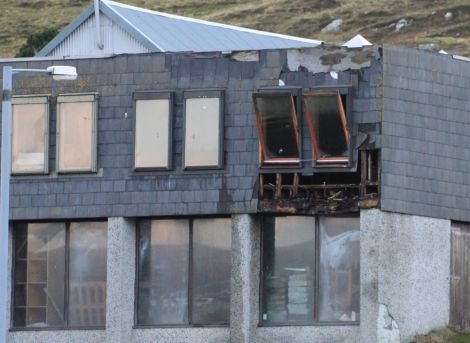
top-left (342, 34), bottom-right (373, 48)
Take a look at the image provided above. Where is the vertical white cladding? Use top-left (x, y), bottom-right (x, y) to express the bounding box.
top-left (48, 13), bottom-right (150, 57)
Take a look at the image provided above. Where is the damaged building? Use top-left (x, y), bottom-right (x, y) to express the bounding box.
top-left (0, 1), bottom-right (469, 343)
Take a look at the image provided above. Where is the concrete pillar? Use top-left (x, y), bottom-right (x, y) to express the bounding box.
top-left (106, 217), bottom-right (136, 343)
top-left (230, 214), bottom-right (260, 343)
top-left (360, 209), bottom-right (450, 343)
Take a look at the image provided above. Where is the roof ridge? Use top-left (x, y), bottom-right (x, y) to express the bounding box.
top-left (101, 0), bottom-right (164, 51)
top-left (104, 0), bottom-right (322, 45)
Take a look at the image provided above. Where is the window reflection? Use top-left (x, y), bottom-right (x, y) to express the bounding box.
top-left (319, 217), bottom-right (360, 322)
top-left (137, 218), bottom-right (231, 326)
top-left (262, 216), bottom-right (315, 323)
top-left (138, 220), bottom-right (189, 325)
top-left (13, 223), bottom-right (66, 328)
top-left (192, 218), bottom-right (231, 324)
top-left (68, 222), bottom-right (108, 327)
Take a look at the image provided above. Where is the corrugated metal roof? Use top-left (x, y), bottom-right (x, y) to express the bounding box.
top-left (105, 0), bottom-right (321, 52)
top-left (38, 0), bottom-right (321, 57)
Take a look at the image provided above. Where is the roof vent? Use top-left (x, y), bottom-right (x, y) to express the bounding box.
top-left (342, 34), bottom-right (372, 48)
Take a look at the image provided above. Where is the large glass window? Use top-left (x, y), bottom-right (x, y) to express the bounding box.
top-left (303, 92), bottom-right (350, 165)
top-left (12, 221), bottom-right (107, 329)
top-left (134, 92), bottom-right (172, 170)
top-left (137, 218), bottom-right (231, 326)
top-left (253, 93), bottom-right (300, 165)
top-left (57, 94), bottom-right (98, 173)
top-left (11, 96), bottom-right (49, 174)
top-left (261, 216), bottom-right (359, 324)
top-left (183, 91), bottom-right (223, 169)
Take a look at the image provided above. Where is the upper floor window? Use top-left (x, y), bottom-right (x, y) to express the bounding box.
top-left (183, 91), bottom-right (224, 169)
top-left (253, 93), bottom-right (301, 165)
top-left (136, 218), bottom-right (231, 326)
top-left (56, 94), bottom-right (98, 173)
top-left (303, 92), bottom-right (350, 165)
top-left (261, 215), bottom-right (359, 325)
top-left (12, 221), bottom-right (107, 329)
top-left (11, 96), bottom-right (49, 174)
top-left (134, 92), bottom-right (172, 170)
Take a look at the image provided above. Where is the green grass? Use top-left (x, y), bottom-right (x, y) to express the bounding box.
top-left (3, 0), bottom-right (470, 57)
top-left (413, 327), bottom-right (470, 343)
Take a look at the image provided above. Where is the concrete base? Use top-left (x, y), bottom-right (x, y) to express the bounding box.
top-left (360, 209), bottom-right (451, 343)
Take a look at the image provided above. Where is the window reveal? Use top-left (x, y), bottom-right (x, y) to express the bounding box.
top-left (134, 93), bottom-right (172, 170)
top-left (261, 216), bottom-right (360, 324)
top-left (11, 97), bottom-right (49, 174)
top-left (183, 92), bottom-right (223, 169)
top-left (137, 218), bottom-right (231, 326)
top-left (57, 94), bottom-right (97, 173)
top-left (253, 93), bottom-right (300, 165)
top-left (12, 221), bottom-right (107, 329)
top-left (304, 92), bottom-right (350, 164)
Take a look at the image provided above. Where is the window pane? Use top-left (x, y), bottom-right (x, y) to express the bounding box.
top-left (12, 103), bottom-right (47, 173)
top-left (184, 97), bottom-right (220, 167)
top-left (14, 223), bottom-right (66, 328)
top-left (305, 95), bottom-right (348, 159)
top-left (58, 101), bottom-right (94, 172)
top-left (262, 216), bottom-right (315, 323)
top-left (135, 99), bottom-right (170, 169)
top-left (319, 217), bottom-right (360, 322)
top-left (254, 95), bottom-right (299, 160)
top-left (137, 219), bottom-right (189, 325)
top-left (192, 218), bottom-right (231, 324)
top-left (68, 221), bottom-right (107, 327)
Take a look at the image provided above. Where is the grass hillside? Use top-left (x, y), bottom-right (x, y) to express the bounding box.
top-left (2, 0), bottom-right (470, 57)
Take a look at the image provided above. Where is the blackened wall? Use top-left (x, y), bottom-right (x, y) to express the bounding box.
top-left (381, 45), bottom-right (470, 222)
top-left (0, 47), bottom-right (381, 220)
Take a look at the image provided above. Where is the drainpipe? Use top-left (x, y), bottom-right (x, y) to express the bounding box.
top-left (94, 0), bottom-right (104, 50)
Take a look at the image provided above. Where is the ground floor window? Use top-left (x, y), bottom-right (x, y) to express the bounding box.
top-left (261, 216), bottom-right (359, 324)
top-left (136, 217), bottom-right (232, 326)
top-left (12, 221), bottom-right (107, 329)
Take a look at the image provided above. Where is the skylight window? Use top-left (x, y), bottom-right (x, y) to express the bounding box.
top-left (253, 93), bottom-right (300, 165)
top-left (303, 92), bottom-right (350, 165)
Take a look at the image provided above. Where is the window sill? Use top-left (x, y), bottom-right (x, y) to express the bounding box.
top-left (11, 169), bottom-right (103, 181)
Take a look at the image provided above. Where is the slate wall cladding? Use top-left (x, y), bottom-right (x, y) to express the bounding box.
top-left (381, 45), bottom-right (470, 221)
top-left (0, 48), bottom-right (381, 220)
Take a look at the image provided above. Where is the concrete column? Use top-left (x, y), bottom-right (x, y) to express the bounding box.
top-left (106, 217), bottom-right (136, 343)
top-left (360, 209), bottom-right (450, 343)
top-left (230, 214), bottom-right (260, 343)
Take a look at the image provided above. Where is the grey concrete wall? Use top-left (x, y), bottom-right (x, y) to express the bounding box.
top-left (255, 326), bottom-right (360, 343)
top-left (0, 47), bottom-right (381, 221)
top-left (382, 45), bottom-right (470, 222)
top-left (230, 214), bottom-right (260, 343)
top-left (360, 209), bottom-right (451, 343)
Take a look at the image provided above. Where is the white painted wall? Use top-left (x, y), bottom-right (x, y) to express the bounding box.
top-left (48, 13), bottom-right (150, 57)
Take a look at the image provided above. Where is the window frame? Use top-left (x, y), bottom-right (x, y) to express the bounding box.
top-left (303, 90), bottom-right (351, 166)
top-left (182, 90), bottom-right (224, 170)
top-left (56, 93), bottom-right (98, 174)
top-left (258, 215), bottom-right (360, 327)
top-left (11, 95), bottom-right (50, 175)
top-left (252, 91), bottom-right (302, 167)
top-left (134, 216), bottom-right (232, 328)
top-left (132, 91), bottom-right (174, 171)
top-left (10, 219), bottom-right (108, 331)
